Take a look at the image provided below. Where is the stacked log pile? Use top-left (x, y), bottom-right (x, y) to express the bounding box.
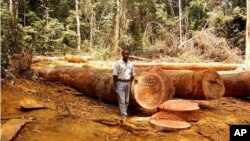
top-left (38, 66), bottom-right (172, 110)
top-left (37, 63), bottom-right (250, 132)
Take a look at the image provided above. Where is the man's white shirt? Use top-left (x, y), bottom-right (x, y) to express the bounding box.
top-left (112, 59), bottom-right (136, 80)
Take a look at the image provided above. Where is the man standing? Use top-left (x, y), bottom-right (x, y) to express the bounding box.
top-left (113, 49), bottom-right (136, 121)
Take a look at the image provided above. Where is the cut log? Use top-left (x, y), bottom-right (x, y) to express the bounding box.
top-left (19, 98), bottom-right (45, 110)
top-left (149, 67), bottom-right (175, 102)
top-left (131, 72), bottom-right (166, 109)
top-left (149, 119), bottom-right (191, 131)
top-left (32, 56), bottom-right (64, 63)
top-left (190, 100), bottom-right (219, 109)
top-left (2, 119), bottom-right (32, 141)
top-left (38, 66), bottom-right (168, 110)
top-left (164, 70), bottom-right (225, 100)
top-left (158, 100), bottom-right (200, 111)
top-left (220, 71), bottom-right (250, 97)
top-left (156, 110), bottom-right (199, 122)
top-left (129, 55), bottom-right (151, 61)
top-left (135, 68), bottom-right (224, 100)
top-left (65, 55), bottom-right (88, 63)
top-left (151, 111), bottom-right (184, 121)
top-left (134, 63), bottom-right (240, 71)
top-left (152, 111), bottom-right (200, 122)
top-left (158, 100), bottom-right (200, 122)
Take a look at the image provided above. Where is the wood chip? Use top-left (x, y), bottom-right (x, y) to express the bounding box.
top-left (19, 98), bottom-right (45, 109)
top-left (1, 119), bottom-right (32, 141)
top-left (149, 119), bottom-right (191, 131)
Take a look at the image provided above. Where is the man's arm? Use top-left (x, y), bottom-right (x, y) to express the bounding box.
top-left (113, 61), bottom-right (119, 90)
top-left (131, 65), bottom-right (137, 82)
top-left (113, 75), bottom-right (118, 90)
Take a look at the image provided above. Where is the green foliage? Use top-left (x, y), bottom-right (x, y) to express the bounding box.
top-left (0, 0), bottom-right (247, 69)
top-left (209, 6), bottom-right (246, 50)
top-left (1, 3), bottom-right (25, 77)
top-left (29, 19), bottom-right (66, 55)
top-left (188, 0), bottom-right (209, 30)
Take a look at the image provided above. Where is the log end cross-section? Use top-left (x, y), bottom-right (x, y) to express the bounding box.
top-left (149, 119), bottom-right (191, 132)
top-left (199, 70), bottom-right (225, 100)
top-left (131, 72), bottom-right (166, 109)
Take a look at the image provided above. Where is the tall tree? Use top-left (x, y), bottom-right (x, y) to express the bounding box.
top-left (179, 0), bottom-right (182, 44)
top-left (246, 0), bottom-right (250, 69)
top-left (88, 0), bottom-right (94, 48)
top-left (167, 0), bottom-right (175, 16)
top-left (113, 0), bottom-right (121, 54)
top-left (75, 0), bottom-right (81, 51)
top-left (9, 0), bottom-right (18, 48)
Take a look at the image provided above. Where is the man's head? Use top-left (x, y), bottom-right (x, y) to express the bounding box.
top-left (122, 48), bottom-right (130, 62)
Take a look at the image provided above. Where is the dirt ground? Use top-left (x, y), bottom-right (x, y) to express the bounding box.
top-left (1, 61), bottom-right (250, 141)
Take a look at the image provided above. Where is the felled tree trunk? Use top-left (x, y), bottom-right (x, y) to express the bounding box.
top-left (134, 63), bottom-right (239, 71)
top-left (32, 56), bottom-right (64, 63)
top-left (38, 66), bottom-right (168, 110)
top-left (65, 55), bottom-right (88, 63)
top-left (149, 67), bottom-right (175, 102)
top-left (164, 70), bottom-right (225, 100)
top-left (135, 67), bottom-right (224, 100)
top-left (221, 72), bottom-right (250, 97)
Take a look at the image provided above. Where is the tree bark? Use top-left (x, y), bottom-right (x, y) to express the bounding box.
top-left (113, 0), bottom-right (121, 54)
top-left (9, 0), bottom-right (17, 46)
top-left (179, 0), bottom-right (182, 44)
top-left (157, 100), bottom-right (200, 122)
top-left (38, 66), bottom-right (168, 110)
top-left (75, 0), bottom-right (81, 51)
top-left (15, 1), bottom-right (18, 19)
top-left (167, 0), bottom-right (175, 16)
top-left (149, 67), bottom-right (175, 102)
top-left (164, 70), bottom-right (225, 100)
top-left (9, 0), bottom-right (13, 19)
top-left (87, 0), bottom-right (95, 48)
top-left (246, 0), bottom-right (250, 70)
top-left (134, 63), bottom-right (239, 71)
top-left (221, 71), bottom-right (250, 97)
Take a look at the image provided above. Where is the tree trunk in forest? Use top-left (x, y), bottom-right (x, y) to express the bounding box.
top-left (167, 0), bottom-right (175, 16)
top-left (113, 0), bottom-right (121, 54)
top-left (15, 1), bottom-right (18, 19)
top-left (88, 0), bottom-right (95, 48)
top-left (38, 66), bottom-right (169, 110)
top-left (9, 0), bottom-right (13, 19)
top-left (221, 72), bottom-right (250, 97)
top-left (179, 0), bottom-right (182, 44)
top-left (246, 0), bottom-right (250, 70)
top-left (9, 0), bottom-right (15, 44)
top-left (75, 0), bottom-right (81, 51)
top-left (90, 11), bottom-right (94, 48)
